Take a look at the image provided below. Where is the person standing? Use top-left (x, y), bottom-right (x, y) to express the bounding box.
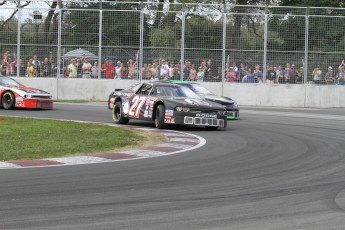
top-left (324, 66), bottom-right (335, 85)
top-left (15, 58), bottom-right (26, 77)
top-left (188, 64), bottom-right (197, 81)
top-left (227, 67), bottom-right (237, 83)
top-left (41, 57), bottom-right (52, 77)
top-left (101, 59), bottom-right (115, 79)
top-left (115, 61), bottom-right (123, 79)
top-left (159, 59), bottom-right (170, 80)
top-left (127, 59), bottom-right (137, 79)
top-left (26, 62), bottom-right (36, 78)
top-left (90, 61), bottom-right (99, 78)
top-left (67, 59), bottom-right (78, 78)
top-left (32, 55), bottom-right (41, 77)
top-left (6, 57), bottom-right (15, 76)
top-left (82, 58), bottom-right (92, 78)
top-left (312, 65), bottom-right (322, 84)
top-left (288, 64), bottom-right (298, 84)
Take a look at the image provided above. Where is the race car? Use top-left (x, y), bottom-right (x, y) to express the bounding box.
top-left (0, 77), bottom-right (53, 110)
top-left (108, 81), bottom-right (227, 130)
top-left (164, 80), bottom-right (239, 119)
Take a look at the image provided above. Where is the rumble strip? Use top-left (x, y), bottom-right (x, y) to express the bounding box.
top-left (0, 121), bottom-right (206, 170)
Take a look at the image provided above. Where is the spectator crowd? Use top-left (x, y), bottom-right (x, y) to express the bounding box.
top-left (1, 50), bottom-right (345, 85)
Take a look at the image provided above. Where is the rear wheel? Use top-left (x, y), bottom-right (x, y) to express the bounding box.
top-left (2, 91), bottom-right (15, 110)
top-left (154, 104), bottom-right (167, 129)
top-left (112, 101), bottom-right (129, 124)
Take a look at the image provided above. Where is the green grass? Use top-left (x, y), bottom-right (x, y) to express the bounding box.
top-left (0, 117), bottom-right (147, 161)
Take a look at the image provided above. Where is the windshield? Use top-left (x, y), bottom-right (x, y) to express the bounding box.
top-left (156, 85), bottom-right (201, 99)
top-left (127, 83), bottom-right (141, 92)
top-left (0, 77), bottom-right (23, 87)
top-left (183, 84), bottom-right (214, 95)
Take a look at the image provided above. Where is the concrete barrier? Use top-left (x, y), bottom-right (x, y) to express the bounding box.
top-left (13, 77), bottom-right (345, 108)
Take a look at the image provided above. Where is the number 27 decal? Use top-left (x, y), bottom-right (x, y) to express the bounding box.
top-left (129, 96), bottom-right (147, 117)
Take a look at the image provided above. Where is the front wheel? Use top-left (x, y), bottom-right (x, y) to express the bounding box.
top-left (2, 91), bottom-right (15, 110)
top-left (154, 104), bottom-right (167, 129)
top-left (112, 101), bottom-right (129, 124)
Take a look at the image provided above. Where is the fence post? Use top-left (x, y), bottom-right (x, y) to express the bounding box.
top-left (304, 9), bottom-right (309, 84)
top-left (98, 9), bottom-right (103, 79)
top-left (139, 9), bottom-right (144, 82)
top-left (57, 9), bottom-right (62, 79)
top-left (221, 12), bottom-right (226, 95)
top-left (180, 10), bottom-right (186, 81)
top-left (16, 1), bottom-right (21, 77)
top-left (263, 14), bottom-right (268, 83)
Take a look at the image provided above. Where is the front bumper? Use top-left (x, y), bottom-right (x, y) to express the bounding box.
top-left (184, 116), bottom-right (226, 127)
top-left (169, 114), bottom-right (227, 128)
top-left (16, 99), bottom-right (53, 109)
top-left (226, 110), bottom-right (239, 120)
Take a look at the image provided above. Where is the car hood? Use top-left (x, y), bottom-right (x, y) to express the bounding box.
top-left (14, 86), bottom-right (50, 94)
top-left (200, 94), bottom-right (235, 105)
top-left (162, 97), bottom-right (226, 110)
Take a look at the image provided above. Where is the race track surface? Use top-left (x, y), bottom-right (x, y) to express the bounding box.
top-left (1, 103), bottom-right (345, 230)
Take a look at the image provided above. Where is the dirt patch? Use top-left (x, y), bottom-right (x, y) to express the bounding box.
top-left (114, 129), bottom-right (168, 152)
top-left (87, 128), bottom-right (169, 155)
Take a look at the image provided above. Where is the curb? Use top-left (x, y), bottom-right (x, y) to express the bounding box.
top-left (0, 125), bottom-right (206, 170)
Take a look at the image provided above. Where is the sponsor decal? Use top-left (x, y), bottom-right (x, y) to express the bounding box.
top-left (114, 92), bottom-right (130, 96)
top-left (126, 93), bottom-right (134, 98)
top-left (164, 118), bottom-right (171, 123)
top-left (171, 118), bottom-right (175, 124)
top-left (128, 95), bottom-right (147, 118)
top-left (148, 96), bottom-right (157, 101)
top-left (165, 109), bottom-right (174, 116)
top-left (16, 102), bottom-right (24, 107)
top-left (195, 114), bottom-right (217, 118)
top-left (16, 97), bottom-right (23, 102)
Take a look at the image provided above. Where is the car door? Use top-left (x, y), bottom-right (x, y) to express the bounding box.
top-left (127, 83), bottom-right (154, 120)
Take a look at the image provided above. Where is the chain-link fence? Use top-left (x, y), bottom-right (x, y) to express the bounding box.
top-left (1, 1), bottom-right (345, 85)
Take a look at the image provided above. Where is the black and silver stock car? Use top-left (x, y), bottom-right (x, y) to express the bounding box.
top-left (108, 82), bottom-right (227, 130)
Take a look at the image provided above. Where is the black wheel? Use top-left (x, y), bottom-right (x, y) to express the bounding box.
top-left (154, 104), bottom-right (167, 129)
top-left (112, 101), bottom-right (129, 124)
top-left (108, 92), bottom-right (114, 109)
top-left (2, 91), bottom-right (15, 110)
top-left (205, 126), bottom-right (219, 131)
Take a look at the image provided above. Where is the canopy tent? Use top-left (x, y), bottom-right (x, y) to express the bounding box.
top-left (62, 48), bottom-right (98, 60)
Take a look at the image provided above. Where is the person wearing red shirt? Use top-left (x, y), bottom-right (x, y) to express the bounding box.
top-left (101, 59), bottom-right (115, 79)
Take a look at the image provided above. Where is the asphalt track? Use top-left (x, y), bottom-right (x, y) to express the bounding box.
top-left (1, 103), bottom-right (345, 230)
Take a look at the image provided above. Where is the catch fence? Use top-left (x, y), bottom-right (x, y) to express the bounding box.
top-left (1, 1), bottom-right (345, 85)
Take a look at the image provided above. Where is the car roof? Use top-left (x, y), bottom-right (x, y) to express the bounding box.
top-left (157, 80), bottom-right (197, 85)
top-left (148, 81), bottom-right (185, 87)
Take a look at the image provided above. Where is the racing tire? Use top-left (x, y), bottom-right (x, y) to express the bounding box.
top-left (112, 101), bottom-right (129, 124)
top-left (154, 104), bottom-right (167, 129)
top-left (205, 126), bottom-right (219, 131)
top-left (2, 91), bottom-right (15, 110)
top-left (108, 92), bottom-right (114, 109)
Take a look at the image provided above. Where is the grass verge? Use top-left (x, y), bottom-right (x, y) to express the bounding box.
top-left (0, 117), bottom-right (166, 161)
